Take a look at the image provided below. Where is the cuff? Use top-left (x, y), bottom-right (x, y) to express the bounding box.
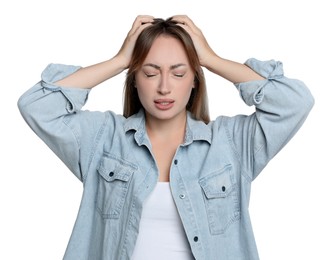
top-left (235, 58), bottom-right (284, 106)
top-left (40, 63), bottom-right (90, 113)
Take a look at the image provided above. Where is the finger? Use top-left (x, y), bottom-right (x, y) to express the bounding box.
top-left (171, 15), bottom-right (200, 34)
top-left (171, 15), bottom-right (193, 26)
top-left (171, 15), bottom-right (191, 22)
top-left (132, 15), bottom-right (154, 29)
top-left (135, 22), bottom-right (153, 37)
top-left (129, 15), bottom-right (154, 36)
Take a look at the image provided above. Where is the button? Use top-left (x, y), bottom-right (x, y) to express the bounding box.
top-left (222, 186), bottom-right (226, 192)
top-left (174, 159), bottom-right (178, 165)
top-left (193, 236), bottom-right (199, 242)
top-left (179, 194), bottom-right (186, 199)
top-left (109, 172), bottom-right (114, 177)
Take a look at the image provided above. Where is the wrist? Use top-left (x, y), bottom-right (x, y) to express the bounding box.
top-left (107, 55), bottom-right (129, 76)
top-left (201, 53), bottom-right (222, 72)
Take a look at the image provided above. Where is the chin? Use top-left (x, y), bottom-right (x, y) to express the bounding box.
top-left (147, 109), bottom-right (185, 122)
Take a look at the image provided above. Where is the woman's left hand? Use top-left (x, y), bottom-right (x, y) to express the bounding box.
top-left (171, 15), bottom-right (217, 68)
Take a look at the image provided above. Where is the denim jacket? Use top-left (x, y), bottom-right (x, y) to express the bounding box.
top-left (18, 58), bottom-right (314, 260)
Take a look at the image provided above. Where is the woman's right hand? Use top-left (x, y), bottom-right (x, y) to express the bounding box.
top-left (54, 16), bottom-right (154, 89)
top-left (115, 15), bottom-right (154, 69)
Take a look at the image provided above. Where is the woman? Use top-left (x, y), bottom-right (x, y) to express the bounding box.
top-left (18, 15), bottom-right (314, 260)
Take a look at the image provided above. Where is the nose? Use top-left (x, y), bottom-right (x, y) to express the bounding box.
top-left (157, 74), bottom-right (171, 95)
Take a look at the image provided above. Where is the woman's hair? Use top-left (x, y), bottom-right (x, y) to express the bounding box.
top-left (123, 17), bottom-right (210, 124)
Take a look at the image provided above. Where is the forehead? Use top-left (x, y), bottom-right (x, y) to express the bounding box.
top-left (143, 35), bottom-right (189, 65)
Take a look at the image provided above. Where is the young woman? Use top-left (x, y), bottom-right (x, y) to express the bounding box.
top-left (18, 15), bottom-right (314, 260)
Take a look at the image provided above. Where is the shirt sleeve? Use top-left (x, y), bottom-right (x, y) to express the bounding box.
top-left (17, 64), bottom-right (109, 182)
top-left (225, 58), bottom-right (314, 181)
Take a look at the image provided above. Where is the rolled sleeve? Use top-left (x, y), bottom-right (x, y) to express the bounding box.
top-left (235, 58), bottom-right (284, 106)
top-left (41, 63), bottom-right (90, 113)
top-left (229, 58), bottom-right (314, 180)
top-left (18, 63), bottom-right (106, 182)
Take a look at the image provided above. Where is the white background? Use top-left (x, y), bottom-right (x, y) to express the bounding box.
top-left (1, 0), bottom-right (330, 259)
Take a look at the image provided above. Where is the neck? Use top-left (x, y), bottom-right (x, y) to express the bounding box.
top-left (145, 111), bottom-right (187, 142)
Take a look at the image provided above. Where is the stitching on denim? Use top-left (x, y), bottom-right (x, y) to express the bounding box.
top-left (222, 116), bottom-right (252, 183)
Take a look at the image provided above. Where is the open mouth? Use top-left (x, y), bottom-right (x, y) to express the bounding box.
top-left (154, 99), bottom-right (174, 110)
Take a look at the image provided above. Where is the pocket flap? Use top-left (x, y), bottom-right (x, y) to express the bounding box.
top-left (97, 155), bottom-right (137, 182)
top-left (199, 164), bottom-right (235, 199)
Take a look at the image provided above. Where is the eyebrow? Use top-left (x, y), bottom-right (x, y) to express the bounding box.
top-left (143, 63), bottom-right (187, 70)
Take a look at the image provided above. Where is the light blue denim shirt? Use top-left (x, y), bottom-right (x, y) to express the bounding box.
top-left (18, 58), bottom-right (314, 260)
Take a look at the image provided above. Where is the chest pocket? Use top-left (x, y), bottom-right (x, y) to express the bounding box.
top-left (96, 154), bottom-right (137, 219)
top-left (199, 164), bottom-right (240, 235)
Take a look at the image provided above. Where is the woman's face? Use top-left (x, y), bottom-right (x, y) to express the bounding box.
top-left (135, 35), bottom-right (195, 123)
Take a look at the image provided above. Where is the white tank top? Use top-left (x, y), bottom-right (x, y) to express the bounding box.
top-left (131, 182), bottom-right (194, 260)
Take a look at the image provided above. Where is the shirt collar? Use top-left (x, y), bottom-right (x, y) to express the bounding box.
top-left (185, 112), bottom-right (212, 145)
top-left (123, 109), bottom-right (211, 146)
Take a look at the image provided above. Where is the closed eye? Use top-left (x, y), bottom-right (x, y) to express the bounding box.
top-left (145, 73), bottom-right (156, 78)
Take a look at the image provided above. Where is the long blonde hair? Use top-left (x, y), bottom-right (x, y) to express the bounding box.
top-left (123, 17), bottom-right (210, 123)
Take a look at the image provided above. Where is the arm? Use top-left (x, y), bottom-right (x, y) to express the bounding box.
top-left (55, 15), bottom-right (154, 89)
top-left (201, 56), bottom-right (265, 84)
top-left (229, 59), bottom-right (314, 180)
top-left (17, 16), bottom-right (154, 181)
top-left (173, 15), bottom-right (314, 180)
top-left (172, 15), bottom-right (264, 83)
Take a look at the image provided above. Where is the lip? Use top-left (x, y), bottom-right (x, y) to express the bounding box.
top-left (154, 99), bottom-right (175, 110)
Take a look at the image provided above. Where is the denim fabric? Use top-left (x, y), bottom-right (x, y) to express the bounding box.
top-left (18, 58), bottom-right (314, 260)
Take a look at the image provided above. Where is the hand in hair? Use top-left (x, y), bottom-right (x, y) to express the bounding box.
top-left (116, 15), bottom-right (155, 69)
top-left (172, 15), bottom-right (264, 83)
top-left (171, 15), bottom-right (217, 68)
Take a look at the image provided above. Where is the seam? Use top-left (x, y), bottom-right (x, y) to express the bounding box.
top-left (222, 116), bottom-right (252, 183)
